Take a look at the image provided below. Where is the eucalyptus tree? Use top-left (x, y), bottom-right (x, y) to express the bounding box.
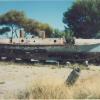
top-left (0, 10), bottom-right (27, 38)
top-left (0, 10), bottom-right (53, 39)
top-left (38, 23), bottom-right (53, 37)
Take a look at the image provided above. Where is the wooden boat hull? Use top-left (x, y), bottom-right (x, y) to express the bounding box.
top-left (0, 44), bottom-right (100, 63)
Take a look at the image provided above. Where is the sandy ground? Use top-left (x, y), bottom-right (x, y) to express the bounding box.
top-left (0, 61), bottom-right (100, 99)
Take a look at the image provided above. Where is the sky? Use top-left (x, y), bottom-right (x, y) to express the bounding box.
top-left (0, 0), bottom-right (74, 30)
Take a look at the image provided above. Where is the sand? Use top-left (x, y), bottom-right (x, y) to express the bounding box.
top-left (0, 61), bottom-right (100, 98)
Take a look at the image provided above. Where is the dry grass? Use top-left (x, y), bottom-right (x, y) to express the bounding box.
top-left (0, 61), bottom-right (100, 99)
top-left (16, 74), bottom-right (100, 99)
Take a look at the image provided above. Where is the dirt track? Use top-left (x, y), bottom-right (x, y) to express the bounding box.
top-left (0, 61), bottom-right (100, 99)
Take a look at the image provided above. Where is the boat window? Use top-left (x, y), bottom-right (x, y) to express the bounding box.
top-left (21, 39), bottom-right (24, 42)
top-left (54, 40), bottom-right (57, 43)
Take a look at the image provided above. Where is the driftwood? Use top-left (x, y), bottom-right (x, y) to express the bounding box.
top-left (65, 67), bottom-right (81, 86)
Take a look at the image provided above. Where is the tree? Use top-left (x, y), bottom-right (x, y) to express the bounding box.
top-left (51, 29), bottom-right (65, 38)
top-left (21, 18), bottom-right (39, 36)
top-left (38, 23), bottom-right (53, 37)
top-left (51, 28), bottom-right (74, 44)
top-left (0, 10), bottom-right (53, 38)
top-left (63, 0), bottom-right (100, 38)
top-left (0, 10), bottom-right (26, 38)
top-left (0, 10), bottom-right (41, 38)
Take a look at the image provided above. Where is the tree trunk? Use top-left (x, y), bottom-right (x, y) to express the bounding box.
top-left (10, 25), bottom-right (14, 43)
top-left (14, 28), bottom-right (18, 38)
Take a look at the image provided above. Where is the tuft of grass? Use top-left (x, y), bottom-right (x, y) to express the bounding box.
top-left (0, 81), bottom-right (5, 84)
top-left (16, 74), bottom-right (100, 99)
top-left (50, 66), bottom-right (56, 69)
top-left (67, 63), bottom-right (90, 70)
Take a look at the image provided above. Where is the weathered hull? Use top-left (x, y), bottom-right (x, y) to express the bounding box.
top-left (0, 44), bottom-right (100, 63)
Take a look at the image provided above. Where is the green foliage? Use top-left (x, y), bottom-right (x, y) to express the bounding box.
top-left (51, 28), bottom-right (74, 44)
top-left (64, 27), bottom-right (73, 37)
top-left (64, 27), bottom-right (75, 44)
top-left (38, 23), bottom-right (53, 37)
top-left (0, 10), bottom-right (26, 27)
top-left (0, 10), bottom-right (27, 38)
top-left (0, 10), bottom-right (53, 38)
top-left (63, 0), bottom-right (100, 38)
top-left (22, 18), bottom-right (39, 36)
top-left (0, 27), bottom-right (10, 35)
top-left (51, 29), bottom-right (65, 38)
